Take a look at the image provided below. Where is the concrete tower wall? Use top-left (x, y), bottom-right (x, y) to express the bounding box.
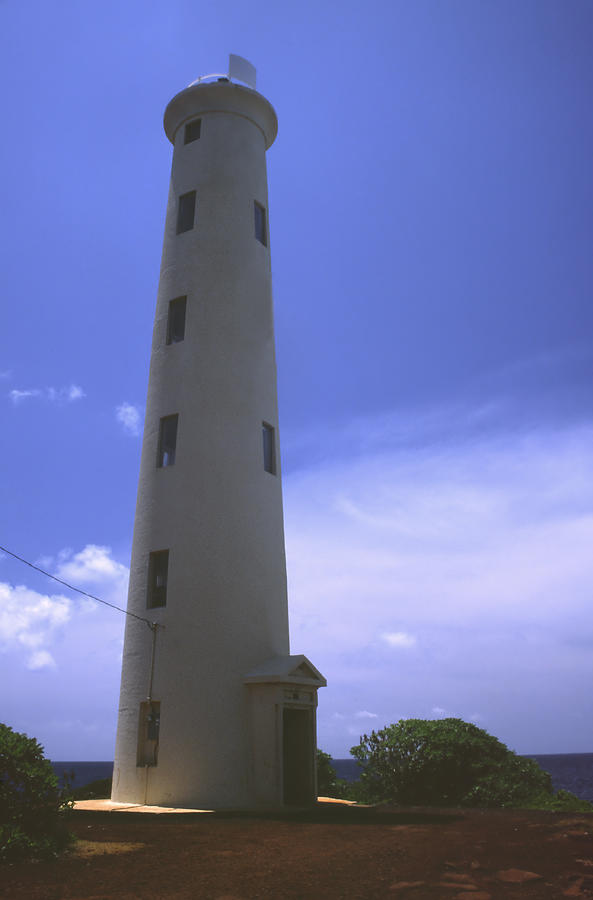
top-left (112, 80), bottom-right (290, 808)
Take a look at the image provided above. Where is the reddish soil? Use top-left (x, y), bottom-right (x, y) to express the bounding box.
top-left (1, 803), bottom-right (592, 899)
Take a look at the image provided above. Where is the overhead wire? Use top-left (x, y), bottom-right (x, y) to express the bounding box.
top-left (0, 543), bottom-right (153, 627)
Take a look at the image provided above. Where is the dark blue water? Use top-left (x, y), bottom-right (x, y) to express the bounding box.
top-left (332, 758), bottom-right (365, 783)
top-left (528, 754), bottom-right (593, 804)
top-left (52, 761), bottom-right (113, 791)
top-left (52, 753), bottom-right (593, 803)
top-left (332, 754), bottom-right (593, 803)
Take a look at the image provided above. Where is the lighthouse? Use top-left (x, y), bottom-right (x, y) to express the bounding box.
top-left (111, 57), bottom-right (326, 810)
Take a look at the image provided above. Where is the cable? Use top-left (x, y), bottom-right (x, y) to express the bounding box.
top-left (0, 544), bottom-right (153, 627)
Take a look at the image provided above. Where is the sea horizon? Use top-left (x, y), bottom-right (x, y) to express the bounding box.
top-left (51, 750), bottom-right (593, 763)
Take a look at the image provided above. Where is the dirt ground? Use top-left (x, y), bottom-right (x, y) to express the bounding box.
top-left (1, 802), bottom-right (592, 899)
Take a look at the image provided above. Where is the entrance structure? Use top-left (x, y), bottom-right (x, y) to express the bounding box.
top-left (111, 57), bottom-right (325, 809)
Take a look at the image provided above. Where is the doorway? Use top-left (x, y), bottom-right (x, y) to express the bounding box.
top-left (282, 707), bottom-right (314, 806)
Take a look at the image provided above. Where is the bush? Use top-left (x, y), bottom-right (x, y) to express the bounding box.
top-left (522, 789), bottom-right (593, 813)
top-left (315, 750), bottom-right (356, 800)
top-left (350, 718), bottom-right (575, 808)
top-left (316, 749), bottom-right (341, 796)
top-left (0, 723), bottom-right (72, 862)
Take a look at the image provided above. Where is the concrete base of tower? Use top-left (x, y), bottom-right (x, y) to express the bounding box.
top-left (110, 654), bottom-right (326, 810)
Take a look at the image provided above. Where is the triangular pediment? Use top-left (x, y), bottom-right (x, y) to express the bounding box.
top-left (244, 654), bottom-right (326, 687)
top-left (293, 661), bottom-right (318, 680)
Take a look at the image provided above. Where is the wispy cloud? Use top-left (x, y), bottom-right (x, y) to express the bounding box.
top-left (9, 384), bottom-right (86, 405)
top-left (286, 419), bottom-right (593, 754)
top-left (115, 402), bottom-right (142, 436)
top-left (0, 370), bottom-right (12, 379)
top-left (10, 389), bottom-right (42, 403)
top-left (381, 632), bottom-right (417, 648)
top-left (283, 344), bottom-right (593, 471)
top-left (28, 650), bottom-right (57, 671)
top-left (65, 385), bottom-right (85, 401)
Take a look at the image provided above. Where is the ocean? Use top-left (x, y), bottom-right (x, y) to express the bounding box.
top-left (52, 753), bottom-right (593, 804)
top-left (51, 761), bottom-right (113, 791)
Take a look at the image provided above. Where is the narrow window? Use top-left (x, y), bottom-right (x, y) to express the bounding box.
top-left (166, 296), bottom-right (187, 345)
top-left (157, 414), bottom-right (178, 467)
top-left (184, 119), bottom-right (201, 144)
top-left (147, 549), bottom-right (169, 609)
top-left (262, 422), bottom-right (276, 474)
top-left (254, 201), bottom-right (267, 246)
top-left (176, 191), bottom-right (196, 234)
top-left (137, 701), bottom-right (160, 766)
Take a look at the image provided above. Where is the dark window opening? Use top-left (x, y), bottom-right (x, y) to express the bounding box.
top-left (184, 119), bottom-right (201, 144)
top-left (166, 296), bottom-right (187, 344)
top-left (137, 701), bottom-right (160, 767)
top-left (254, 201), bottom-right (267, 246)
top-left (147, 549), bottom-right (169, 609)
top-left (262, 422), bottom-right (276, 475)
top-left (157, 414), bottom-right (178, 467)
top-left (176, 191), bottom-right (196, 234)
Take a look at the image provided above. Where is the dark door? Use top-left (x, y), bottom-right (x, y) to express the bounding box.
top-left (282, 707), bottom-right (314, 806)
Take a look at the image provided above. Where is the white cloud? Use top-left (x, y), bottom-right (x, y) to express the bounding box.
top-left (0, 583), bottom-right (71, 669)
top-left (67, 384), bottom-right (85, 401)
top-left (0, 545), bottom-right (130, 758)
top-left (381, 632), bottom-right (417, 648)
top-left (27, 650), bottom-right (56, 670)
top-left (9, 384), bottom-right (85, 405)
top-left (354, 710), bottom-right (378, 719)
top-left (0, 545), bottom-right (129, 673)
top-left (55, 545), bottom-right (129, 591)
top-left (116, 402), bottom-right (142, 436)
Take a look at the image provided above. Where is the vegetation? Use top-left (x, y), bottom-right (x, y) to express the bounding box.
top-left (0, 723), bottom-right (72, 862)
top-left (316, 749), bottom-right (343, 796)
top-left (520, 789), bottom-right (593, 813)
top-left (349, 718), bottom-right (592, 810)
top-left (70, 777), bottom-right (112, 800)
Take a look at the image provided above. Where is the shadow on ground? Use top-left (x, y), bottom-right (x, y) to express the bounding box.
top-left (73, 802), bottom-right (464, 827)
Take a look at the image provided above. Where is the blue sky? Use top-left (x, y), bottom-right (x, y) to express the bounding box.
top-left (1, 0), bottom-right (592, 760)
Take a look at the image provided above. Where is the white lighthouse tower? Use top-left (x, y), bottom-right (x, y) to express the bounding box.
top-left (112, 57), bottom-right (325, 810)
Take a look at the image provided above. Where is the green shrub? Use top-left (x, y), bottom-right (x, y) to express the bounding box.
top-left (350, 718), bottom-right (584, 808)
top-left (316, 749), bottom-right (355, 799)
top-left (316, 749), bottom-right (342, 797)
top-left (523, 789), bottom-right (593, 813)
top-left (71, 777), bottom-right (112, 800)
top-left (0, 723), bottom-right (72, 862)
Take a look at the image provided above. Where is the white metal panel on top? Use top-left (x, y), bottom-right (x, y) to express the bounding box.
top-left (187, 55), bottom-right (257, 90)
top-left (229, 54), bottom-right (256, 88)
